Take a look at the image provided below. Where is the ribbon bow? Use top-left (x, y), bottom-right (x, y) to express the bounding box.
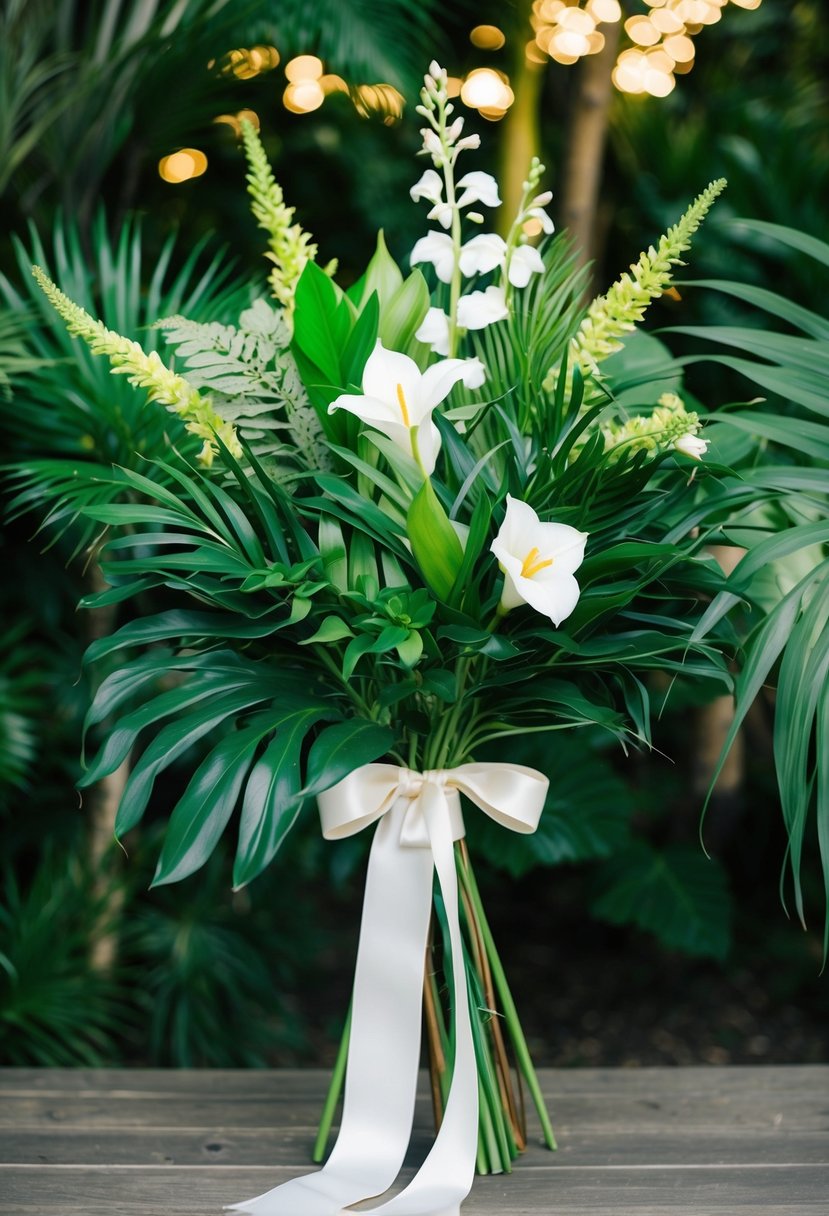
top-left (228, 762), bottom-right (548, 1216)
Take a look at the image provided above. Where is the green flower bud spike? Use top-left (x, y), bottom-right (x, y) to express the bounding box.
top-left (32, 267), bottom-right (241, 467)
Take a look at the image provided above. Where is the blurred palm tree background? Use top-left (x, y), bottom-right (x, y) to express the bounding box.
top-left (1, 0), bottom-right (828, 1068)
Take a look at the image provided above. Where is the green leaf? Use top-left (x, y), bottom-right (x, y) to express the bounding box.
top-left (152, 717), bottom-right (273, 886)
top-left (380, 269), bottom-right (430, 352)
top-left (592, 842), bottom-right (732, 960)
top-left (342, 291), bottom-right (379, 388)
top-left (407, 478), bottom-right (463, 601)
top-left (301, 720), bottom-right (395, 799)
top-left (356, 231), bottom-right (404, 310)
top-left (233, 707), bottom-right (332, 888)
top-left (300, 616), bottom-right (354, 645)
top-left (292, 261), bottom-right (350, 387)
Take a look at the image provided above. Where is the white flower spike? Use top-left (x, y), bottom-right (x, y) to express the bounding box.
top-left (410, 169), bottom-right (444, 206)
top-left (507, 244), bottom-right (545, 288)
top-left (410, 231), bottom-right (456, 283)
top-left (415, 307), bottom-right (451, 356)
top-left (490, 495), bottom-right (588, 626)
top-left (456, 285), bottom-right (509, 330)
top-left (456, 171), bottom-right (501, 210)
top-left (328, 341), bottom-right (472, 476)
top-left (459, 233), bottom-right (507, 278)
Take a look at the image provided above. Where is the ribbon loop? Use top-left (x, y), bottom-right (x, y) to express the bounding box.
top-left (228, 760), bottom-right (548, 1216)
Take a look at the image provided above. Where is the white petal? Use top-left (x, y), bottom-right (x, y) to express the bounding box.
top-left (415, 308), bottom-right (451, 356)
top-left (410, 231), bottom-right (456, 283)
top-left (456, 171), bottom-right (501, 209)
top-left (456, 285), bottom-right (508, 330)
top-left (361, 342), bottom-right (423, 417)
top-left (507, 244), bottom-right (545, 288)
top-left (518, 570), bottom-right (582, 626)
top-left (459, 233), bottom-right (507, 278)
top-left (413, 418), bottom-right (442, 476)
top-left (410, 168), bottom-right (443, 205)
top-left (493, 495), bottom-right (542, 554)
top-left (461, 357), bottom-right (487, 389)
top-left (427, 201), bottom-right (455, 230)
top-left (420, 358), bottom-right (472, 409)
top-left (328, 392), bottom-right (396, 426)
top-left (533, 523), bottom-right (588, 577)
top-left (674, 433), bottom-right (708, 459)
top-left (527, 206), bottom-right (554, 234)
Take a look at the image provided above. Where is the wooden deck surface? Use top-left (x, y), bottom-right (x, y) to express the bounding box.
top-left (1, 1066), bottom-right (827, 1214)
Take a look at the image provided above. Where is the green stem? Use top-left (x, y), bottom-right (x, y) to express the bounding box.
top-left (312, 1003), bottom-right (351, 1163)
top-left (458, 855), bottom-right (557, 1150)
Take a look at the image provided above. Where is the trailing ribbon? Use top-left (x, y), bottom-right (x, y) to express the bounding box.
top-left (228, 762), bottom-right (548, 1216)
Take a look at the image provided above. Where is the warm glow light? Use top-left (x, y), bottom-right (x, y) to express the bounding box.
top-left (650, 8), bottom-right (685, 33)
top-left (586, 30), bottom-right (606, 54)
top-left (645, 48), bottom-right (676, 73)
top-left (643, 68), bottom-right (676, 96)
top-left (539, 0), bottom-right (566, 18)
top-left (625, 16), bottom-right (661, 45)
top-left (587, 0), bottom-right (622, 21)
top-left (523, 217), bottom-right (544, 237)
top-left (730, 0), bottom-right (763, 8)
top-left (283, 80), bottom-right (325, 113)
top-left (159, 149), bottom-right (207, 183)
top-left (236, 108), bottom-right (260, 129)
top-left (353, 83), bottom-right (405, 122)
top-left (552, 28), bottom-right (591, 56)
top-left (557, 7), bottom-right (596, 34)
top-left (526, 39), bottom-right (548, 64)
top-left (663, 33), bottom-right (696, 62)
top-left (285, 55), bottom-right (324, 82)
top-left (460, 67), bottom-right (512, 110)
top-left (446, 76), bottom-right (463, 97)
top-left (320, 73), bottom-right (349, 95)
top-left (470, 24), bottom-right (506, 50)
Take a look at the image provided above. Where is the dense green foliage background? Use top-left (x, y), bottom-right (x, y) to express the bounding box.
top-left (1, 0), bottom-right (827, 1068)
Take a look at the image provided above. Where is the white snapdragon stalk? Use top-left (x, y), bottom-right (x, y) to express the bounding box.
top-left (500, 164), bottom-right (554, 303)
top-left (490, 495), bottom-right (588, 626)
top-left (457, 286), bottom-right (509, 330)
top-left (328, 341), bottom-right (480, 476)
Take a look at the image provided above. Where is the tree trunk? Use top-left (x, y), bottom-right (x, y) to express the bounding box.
top-left (559, 23), bottom-right (621, 279)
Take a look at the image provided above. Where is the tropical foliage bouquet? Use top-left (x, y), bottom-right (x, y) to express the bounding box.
top-left (25, 58), bottom-right (829, 1214)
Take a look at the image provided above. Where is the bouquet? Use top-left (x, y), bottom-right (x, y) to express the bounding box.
top-left (28, 59), bottom-right (827, 1216)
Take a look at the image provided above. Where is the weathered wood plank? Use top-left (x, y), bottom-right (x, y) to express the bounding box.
top-left (1, 1164), bottom-right (828, 1215)
top-left (3, 1126), bottom-right (828, 1168)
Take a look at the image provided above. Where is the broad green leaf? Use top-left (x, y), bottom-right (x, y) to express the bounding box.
top-left (292, 261), bottom-right (350, 387)
top-left (356, 231), bottom-right (404, 310)
top-left (380, 269), bottom-right (430, 352)
top-left (152, 717), bottom-right (272, 886)
top-left (301, 719), bottom-right (396, 799)
top-left (233, 707), bottom-right (332, 888)
top-left (407, 478), bottom-right (463, 601)
top-left (299, 616), bottom-right (354, 645)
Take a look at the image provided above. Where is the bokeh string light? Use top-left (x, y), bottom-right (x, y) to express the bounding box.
top-left (528, 0), bottom-right (764, 96)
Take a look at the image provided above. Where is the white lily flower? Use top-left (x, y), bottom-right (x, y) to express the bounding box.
top-left (508, 244), bottom-right (545, 288)
top-left (328, 341), bottom-right (471, 476)
top-left (410, 169), bottom-right (444, 205)
top-left (456, 134), bottom-right (481, 152)
top-left (674, 433), bottom-right (709, 460)
top-left (456, 171), bottom-right (501, 210)
top-left (415, 307), bottom-right (450, 356)
top-left (456, 285), bottom-right (508, 330)
top-left (459, 233), bottom-right (507, 278)
top-left (410, 231), bottom-right (456, 283)
top-left (490, 495), bottom-right (588, 626)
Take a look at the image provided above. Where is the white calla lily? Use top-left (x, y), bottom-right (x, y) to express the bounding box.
top-left (410, 231), bottom-right (456, 283)
top-left (456, 285), bottom-right (508, 330)
top-left (415, 307), bottom-right (451, 355)
top-left (490, 495), bottom-right (588, 626)
top-left (328, 341), bottom-right (472, 476)
top-left (459, 233), bottom-right (507, 278)
top-left (456, 171), bottom-right (501, 210)
top-left (507, 244), bottom-right (545, 288)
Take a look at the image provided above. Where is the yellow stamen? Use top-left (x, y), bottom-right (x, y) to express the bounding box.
top-left (521, 546), bottom-right (554, 579)
top-left (396, 382), bottom-right (411, 428)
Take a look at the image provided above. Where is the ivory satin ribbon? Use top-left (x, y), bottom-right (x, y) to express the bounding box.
top-left (228, 762), bottom-right (548, 1216)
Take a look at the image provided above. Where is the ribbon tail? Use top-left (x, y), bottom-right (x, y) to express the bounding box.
top-left (368, 783), bottom-right (478, 1216)
top-left (227, 800), bottom-right (434, 1215)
